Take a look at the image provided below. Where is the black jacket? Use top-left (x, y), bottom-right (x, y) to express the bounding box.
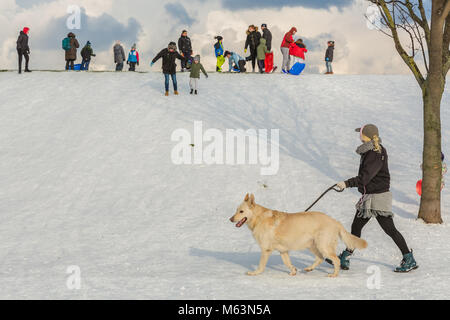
top-left (325, 46), bottom-right (334, 62)
top-left (245, 31), bottom-right (261, 51)
top-left (345, 146), bottom-right (390, 195)
top-left (262, 28), bottom-right (272, 51)
top-left (16, 31), bottom-right (29, 52)
top-left (178, 36), bottom-right (192, 54)
top-left (81, 45), bottom-right (95, 61)
top-left (152, 48), bottom-right (185, 74)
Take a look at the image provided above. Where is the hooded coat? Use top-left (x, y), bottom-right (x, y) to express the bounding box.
top-left (325, 45), bottom-right (335, 62)
top-left (189, 58), bottom-right (208, 79)
top-left (152, 48), bottom-right (185, 74)
top-left (16, 31), bottom-right (30, 52)
top-left (81, 44), bottom-right (95, 61)
top-left (281, 27), bottom-right (297, 48)
top-left (245, 28), bottom-right (261, 51)
top-left (65, 33), bottom-right (80, 61)
top-left (256, 38), bottom-right (269, 61)
top-left (114, 43), bottom-right (126, 63)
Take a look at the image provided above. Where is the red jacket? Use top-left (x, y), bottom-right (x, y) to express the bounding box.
top-left (281, 27), bottom-right (297, 48)
top-left (289, 43), bottom-right (308, 59)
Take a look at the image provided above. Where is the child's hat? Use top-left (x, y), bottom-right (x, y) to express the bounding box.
top-left (194, 55), bottom-right (200, 62)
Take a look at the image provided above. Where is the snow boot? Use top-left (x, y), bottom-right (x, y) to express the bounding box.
top-left (326, 249), bottom-right (353, 270)
top-left (165, 91), bottom-right (169, 96)
top-left (194, 90), bottom-right (198, 95)
top-left (190, 89), bottom-right (193, 95)
top-left (25, 69), bottom-right (32, 73)
top-left (282, 69), bottom-right (288, 74)
top-left (174, 91), bottom-right (179, 95)
top-left (394, 251), bottom-right (418, 273)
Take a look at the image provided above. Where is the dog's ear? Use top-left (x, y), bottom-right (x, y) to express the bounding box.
top-left (244, 193), bottom-right (249, 202)
top-left (249, 194), bottom-right (255, 207)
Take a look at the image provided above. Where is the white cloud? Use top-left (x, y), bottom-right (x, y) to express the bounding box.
top-left (0, 0), bottom-right (410, 74)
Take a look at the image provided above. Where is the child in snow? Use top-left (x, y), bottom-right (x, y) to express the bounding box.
top-left (214, 36), bottom-right (225, 72)
top-left (151, 42), bottom-right (186, 96)
top-left (325, 41), bottom-right (335, 75)
top-left (289, 39), bottom-right (308, 70)
top-left (224, 51), bottom-right (247, 73)
top-left (189, 55), bottom-right (208, 95)
top-left (256, 38), bottom-right (270, 74)
top-left (127, 44), bottom-right (139, 72)
top-left (335, 124), bottom-right (418, 273)
top-left (80, 41), bottom-right (96, 71)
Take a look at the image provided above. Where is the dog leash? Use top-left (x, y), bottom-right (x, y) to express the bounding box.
top-left (305, 184), bottom-right (345, 212)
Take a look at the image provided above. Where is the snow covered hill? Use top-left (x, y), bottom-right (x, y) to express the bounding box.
top-left (0, 71), bottom-right (449, 299)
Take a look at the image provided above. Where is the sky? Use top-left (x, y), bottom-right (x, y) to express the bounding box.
top-left (0, 0), bottom-right (427, 74)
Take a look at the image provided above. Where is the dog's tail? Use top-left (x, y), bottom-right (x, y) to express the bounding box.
top-left (339, 225), bottom-right (368, 251)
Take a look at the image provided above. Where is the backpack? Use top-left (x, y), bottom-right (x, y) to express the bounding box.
top-left (62, 37), bottom-right (71, 51)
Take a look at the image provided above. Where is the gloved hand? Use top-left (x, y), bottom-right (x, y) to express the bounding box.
top-left (150, 61), bottom-right (154, 67)
top-left (244, 49), bottom-right (247, 54)
top-left (326, 58), bottom-right (329, 61)
top-left (137, 62), bottom-right (139, 66)
top-left (126, 61), bottom-right (129, 65)
top-left (336, 181), bottom-right (346, 191)
top-left (206, 75), bottom-right (208, 79)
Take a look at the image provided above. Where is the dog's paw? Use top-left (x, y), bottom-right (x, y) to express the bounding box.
top-left (304, 267), bottom-right (314, 272)
top-left (289, 268), bottom-right (297, 276)
top-left (247, 271), bottom-right (261, 276)
top-left (327, 273), bottom-right (338, 278)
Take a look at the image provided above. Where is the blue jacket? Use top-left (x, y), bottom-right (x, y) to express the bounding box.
top-left (214, 41), bottom-right (224, 57)
top-left (128, 50), bottom-right (139, 63)
top-left (228, 52), bottom-right (245, 72)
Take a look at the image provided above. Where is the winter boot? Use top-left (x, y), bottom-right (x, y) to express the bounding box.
top-left (24, 69), bottom-right (32, 73)
top-left (282, 69), bottom-right (288, 74)
top-left (165, 91), bottom-right (169, 96)
top-left (394, 251), bottom-right (418, 273)
top-left (194, 90), bottom-right (198, 95)
top-left (326, 249), bottom-right (353, 270)
top-left (190, 89), bottom-right (193, 95)
top-left (174, 91), bottom-right (179, 95)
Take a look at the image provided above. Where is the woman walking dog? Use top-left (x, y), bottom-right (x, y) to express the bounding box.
top-left (334, 124), bottom-right (418, 273)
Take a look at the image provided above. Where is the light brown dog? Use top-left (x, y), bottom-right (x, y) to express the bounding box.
top-left (230, 194), bottom-right (368, 277)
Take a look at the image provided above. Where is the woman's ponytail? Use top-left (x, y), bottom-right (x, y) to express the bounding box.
top-left (372, 135), bottom-right (382, 153)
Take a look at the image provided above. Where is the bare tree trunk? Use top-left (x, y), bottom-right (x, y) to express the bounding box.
top-left (418, 0), bottom-right (446, 224)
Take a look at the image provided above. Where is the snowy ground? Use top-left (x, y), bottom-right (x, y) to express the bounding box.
top-left (0, 71), bottom-right (449, 300)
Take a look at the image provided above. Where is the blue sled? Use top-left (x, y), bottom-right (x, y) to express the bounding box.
top-left (289, 62), bottom-right (306, 76)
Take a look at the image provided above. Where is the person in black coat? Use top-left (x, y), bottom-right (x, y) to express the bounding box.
top-left (261, 24), bottom-right (272, 51)
top-left (151, 42), bottom-right (186, 96)
top-left (178, 30), bottom-right (193, 72)
top-left (244, 25), bottom-right (261, 72)
top-left (325, 41), bottom-right (335, 74)
top-left (334, 124), bottom-right (417, 273)
top-left (16, 27), bottom-right (31, 74)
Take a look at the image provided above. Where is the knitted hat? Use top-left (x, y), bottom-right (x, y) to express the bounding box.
top-left (194, 55), bottom-right (200, 62)
top-left (168, 42), bottom-right (177, 50)
top-left (23, 27), bottom-right (30, 34)
top-left (86, 41), bottom-right (91, 46)
top-left (131, 43), bottom-right (136, 49)
top-left (261, 24), bottom-right (267, 28)
top-left (355, 124), bottom-right (379, 140)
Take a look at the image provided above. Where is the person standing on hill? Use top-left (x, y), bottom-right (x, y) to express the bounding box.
top-left (214, 36), bottom-right (225, 72)
top-left (16, 27), bottom-right (31, 74)
top-left (256, 38), bottom-right (270, 73)
top-left (80, 41), bottom-right (96, 71)
top-left (151, 42), bottom-right (186, 96)
top-left (189, 55), bottom-right (208, 95)
top-left (113, 41), bottom-right (126, 71)
top-left (178, 30), bottom-right (193, 72)
top-left (333, 124), bottom-right (418, 273)
top-left (64, 32), bottom-right (79, 70)
top-left (127, 44), bottom-right (139, 72)
top-left (261, 24), bottom-right (272, 51)
top-left (325, 40), bottom-right (335, 74)
top-left (280, 27), bottom-right (297, 73)
top-left (244, 25), bottom-right (261, 73)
